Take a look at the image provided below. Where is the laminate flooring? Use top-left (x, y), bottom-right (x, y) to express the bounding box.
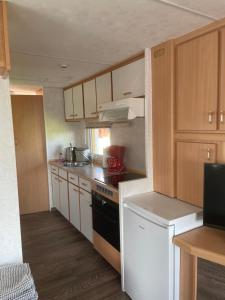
top-left (21, 210), bottom-right (130, 300)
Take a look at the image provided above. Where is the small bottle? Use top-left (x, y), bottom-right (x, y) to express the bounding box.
top-left (59, 152), bottom-right (64, 162)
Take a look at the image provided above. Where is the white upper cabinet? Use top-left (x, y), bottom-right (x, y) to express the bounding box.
top-left (112, 58), bottom-right (145, 101)
top-left (96, 72), bottom-right (112, 109)
top-left (73, 84), bottom-right (84, 119)
top-left (83, 79), bottom-right (97, 118)
top-left (64, 88), bottom-right (74, 120)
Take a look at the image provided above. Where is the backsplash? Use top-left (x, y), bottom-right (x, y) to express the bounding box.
top-left (111, 118), bottom-right (146, 173)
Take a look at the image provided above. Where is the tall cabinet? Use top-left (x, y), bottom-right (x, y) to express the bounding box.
top-left (152, 26), bottom-right (225, 208)
top-left (0, 1), bottom-right (10, 76)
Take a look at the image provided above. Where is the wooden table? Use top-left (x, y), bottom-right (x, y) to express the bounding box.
top-left (173, 226), bottom-right (225, 300)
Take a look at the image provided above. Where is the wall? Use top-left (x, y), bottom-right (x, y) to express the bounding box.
top-left (0, 77), bottom-right (22, 265)
top-left (43, 87), bottom-right (84, 160)
top-left (111, 118), bottom-right (145, 173)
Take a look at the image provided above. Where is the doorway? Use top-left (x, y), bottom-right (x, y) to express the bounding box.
top-left (11, 95), bottom-right (49, 214)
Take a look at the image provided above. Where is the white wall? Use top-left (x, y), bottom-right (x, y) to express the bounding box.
top-left (0, 77), bottom-right (22, 265)
top-left (43, 87), bottom-right (84, 160)
top-left (111, 118), bottom-right (145, 173)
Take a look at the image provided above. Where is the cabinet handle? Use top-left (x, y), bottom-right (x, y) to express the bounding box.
top-left (208, 111), bottom-right (214, 124)
top-left (123, 91), bottom-right (132, 96)
top-left (207, 148), bottom-right (212, 161)
top-left (90, 112), bottom-right (96, 115)
top-left (220, 111), bottom-right (224, 123)
top-left (73, 188), bottom-right (78, 192)
top-left (70, 177), bottom-right (75, 180)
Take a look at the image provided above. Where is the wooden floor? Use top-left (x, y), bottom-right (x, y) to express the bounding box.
top-left (21, 210), bottom-right (130, 300)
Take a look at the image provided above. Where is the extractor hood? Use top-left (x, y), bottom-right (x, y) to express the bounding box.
top-left (98, 98), bottom-right (144, 122)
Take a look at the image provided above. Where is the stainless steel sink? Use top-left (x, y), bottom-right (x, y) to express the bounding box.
top-left (63, 161), bottom-right (90, 167)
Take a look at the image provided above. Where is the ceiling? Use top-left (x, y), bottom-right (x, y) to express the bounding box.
top-left (8, 0), bottom-right (225, 91)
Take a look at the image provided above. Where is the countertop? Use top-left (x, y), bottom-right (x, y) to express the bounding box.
top-left (123, 191), bottom-right (202, 226)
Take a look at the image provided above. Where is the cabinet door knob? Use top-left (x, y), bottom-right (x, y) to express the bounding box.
top-left (220, 111), bottom-right (224, 123)
top-left (208, 111), bottom-right (214, 124)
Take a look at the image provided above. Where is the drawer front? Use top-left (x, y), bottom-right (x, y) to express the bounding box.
top-left (59, 168), bottom-right (68, 180)
top-left (51, 166), bottom-right (58, 175)
top-left (79, 177), bottom-right (91, 192)
top-left (68, 173), bottom-right (79, 186)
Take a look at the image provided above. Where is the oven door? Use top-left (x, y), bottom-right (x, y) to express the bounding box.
top-left (92, 191), bottom-right (120, 251)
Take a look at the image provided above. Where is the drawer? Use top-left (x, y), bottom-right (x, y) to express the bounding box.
top-left (51, 166), bottom-right (58, 175)
top-left (68, 173), bottom-right (79, 186)
top-left (79, 177), bottom-right (91, 193)
top-left (59, 168), bottom-right (68, 180)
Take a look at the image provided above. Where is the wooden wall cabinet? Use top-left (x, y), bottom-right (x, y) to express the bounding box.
top-left (96, 72), bottom-right (112, 110)
top-left (0, 1), bottom-right (10, 77)
top-left (176, 141), bottom-right (216, 207)
top-left (112, 58), bottom-right (145, 101)
top-left (83, 79), bottom-right (97, 118)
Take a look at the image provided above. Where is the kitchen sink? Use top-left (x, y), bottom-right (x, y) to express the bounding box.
top-left (63, 161), bottom-right (90, 167)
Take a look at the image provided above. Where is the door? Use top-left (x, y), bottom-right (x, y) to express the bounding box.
top-left (96, 72), bottom-right (112, 109)
top-left (64, 88), bottom-right (74, 120)
top-left (83, 79), bottom-right (97, 118)
top-left (11, 95), bottom-right (49, 215)
top-left (112, 58), bottom-right (145, 101)
top-left (80, 189), bottom-right (93, 242)
top-left (219, 28), bottom-right (225, 130)
top-left (176, 31), bottom-right (218, 131)
top-left (59, 178), bottom-right (69, 220)
top-left (52, 174), bottom-right (60, 211)
top-left (124, 207), bottom-right (173, 300)
top-left (73, 85), bottom-right (84, 119)
top-left (176, 141), bottom-right (216, 207)
top-left (69, 183), bottom-right (80, 230)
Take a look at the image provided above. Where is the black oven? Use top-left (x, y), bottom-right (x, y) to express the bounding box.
top-left (92, 191), bottom-right (120, 251)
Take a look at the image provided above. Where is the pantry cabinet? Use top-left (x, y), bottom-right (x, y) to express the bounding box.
top-left (0, 1), bottom-right (10, 76)
top-left (80, 189), bottom-right (93, 242)
top-left (83, 79), bottom-right (97, 118)
top-left (96, 72), bottom-right (112, 109)
top-left (73, 84), bottom-right (84, 119)
top-left (219, 27), bottom-right (225, 131)
top-left (68, 183), bottom-right (80, 230)
top-left (112, 58), bottom-right (145, 101)
top-left (59, 178), bottom-right (69, 220)
top-left (176, 31), bottom-right (219, 131)
top-left (64, 88), bottom-right (74, 120)
top-left (176, 141), bottom-right (216, 207)
top-left (51, 174), bottom-right (60, 211)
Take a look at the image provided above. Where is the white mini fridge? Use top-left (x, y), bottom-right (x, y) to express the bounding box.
top-left (122, 192), bottom-right (202, 300)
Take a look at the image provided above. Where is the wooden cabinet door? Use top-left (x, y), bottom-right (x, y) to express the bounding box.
top-left (176, 32), bottom-right (218, 131)
top-left (96, 72), bottom-right (112, 109)
top-left (64, 88), bottom-right (74, 120)
top-left (219, 28), bottom-right (225, 130)
top-left (69, 183), bottom-right (80, 230)
top-left (83, 79), bottom-right (97, 118)
top-left (73, 84), bottom-right (84, 119)
top-left (176, 142), bottom-right (216, 207)
top-left (112, 58), bottom-right (145, 101)
top-left (52, 174), bottom-right (60, 211)
top-left (80, 189), bottom-right (93, 242)
top-left (59, 178), bottom-right (69, 220)
top-left (0, 2), bottom-right (10, 76)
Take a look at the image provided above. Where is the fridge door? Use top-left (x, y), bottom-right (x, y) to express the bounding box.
top-left (123, 206), bottom-right (175, 300)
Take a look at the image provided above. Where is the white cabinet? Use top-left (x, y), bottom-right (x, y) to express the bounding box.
top-left (51, 174), bottom-right (60, 211)
top-left (80, 189), bottom-right (93, 242)
top-left (96, 72), bottom-right (112, 109)
top-left (59, 178), bottom-right (69, 221)
top-left (83, 79), bottom-right (97, 118)
top-left (64, 88), bottom-right (74, 120)
top-left (112, 58), bottom-right (145, 101)
top-left (73, 84), bottom-right (84, 119)
top-left (69, 183), bottom-right (80, 230)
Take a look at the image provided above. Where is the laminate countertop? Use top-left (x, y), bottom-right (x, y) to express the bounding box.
top-left (49, 160), bottom-right (109, 183)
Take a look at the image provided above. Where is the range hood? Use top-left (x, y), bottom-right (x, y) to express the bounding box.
top-left (98, 98), bottom-right (144, 122)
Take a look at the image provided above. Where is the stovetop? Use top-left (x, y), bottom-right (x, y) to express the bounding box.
top-left (95, 172), bottom-right (145, 189)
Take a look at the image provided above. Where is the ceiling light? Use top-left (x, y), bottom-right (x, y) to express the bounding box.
top-left (60, 64), bottom-right (69, 69)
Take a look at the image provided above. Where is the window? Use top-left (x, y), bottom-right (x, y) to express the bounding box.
top-left (86, 128), bottom-right (111, 155)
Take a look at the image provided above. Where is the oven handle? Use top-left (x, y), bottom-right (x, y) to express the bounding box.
top-left (92, 206), bottom-right (119, 224)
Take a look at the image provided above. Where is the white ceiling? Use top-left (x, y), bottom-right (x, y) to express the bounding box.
top-left (8, 0), bottom-right (225, 91)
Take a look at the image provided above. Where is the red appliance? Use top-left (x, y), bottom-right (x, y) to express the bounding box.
top-left (107, 145), bottom-right (126, 173)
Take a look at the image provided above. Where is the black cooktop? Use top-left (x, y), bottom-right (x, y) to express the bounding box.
top-left (95, 172), bottom-right (145, 189)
